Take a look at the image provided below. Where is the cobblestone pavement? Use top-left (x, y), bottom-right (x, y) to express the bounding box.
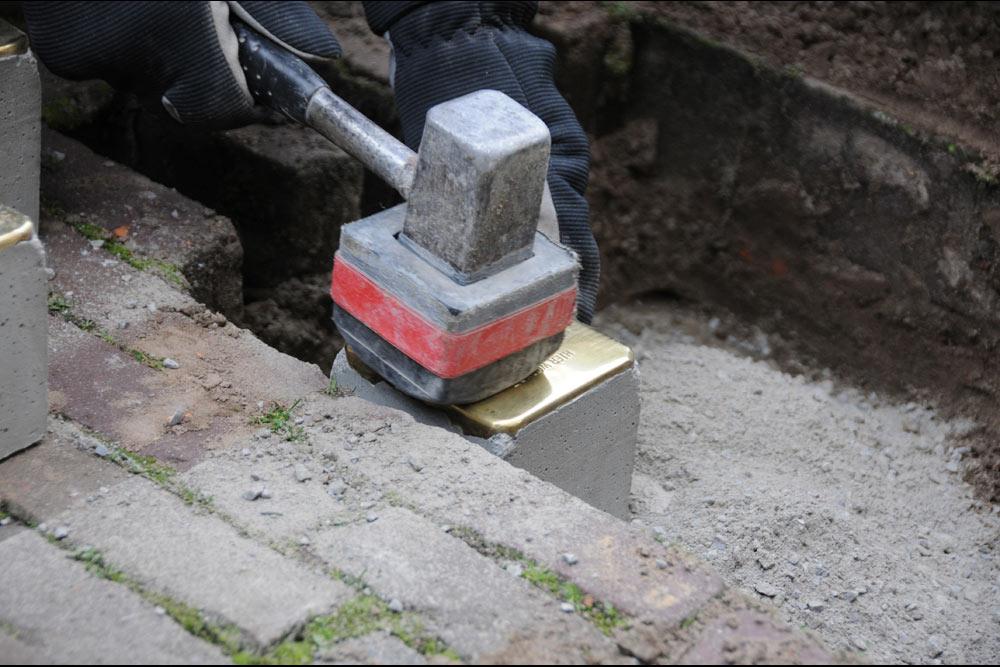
top-left (0, 135), bottom-right (835, 664)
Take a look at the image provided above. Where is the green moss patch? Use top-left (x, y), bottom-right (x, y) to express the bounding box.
top-left (239, 595), bottom-right (459, 665)
top-left (450, 527), bottom-right (629, 636)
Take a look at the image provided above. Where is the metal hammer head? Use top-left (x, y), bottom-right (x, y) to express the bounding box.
top-left (402, 90), bottom-right (551, 282)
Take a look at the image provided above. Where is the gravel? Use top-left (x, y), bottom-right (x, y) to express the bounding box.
top-left (598, 301), bottom-right (1000, 665)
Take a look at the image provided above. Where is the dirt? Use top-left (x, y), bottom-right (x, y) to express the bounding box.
top-left (595, 298), bottom-right (1000, 664)
top-left (545, 1), bottom-right (1000, 162)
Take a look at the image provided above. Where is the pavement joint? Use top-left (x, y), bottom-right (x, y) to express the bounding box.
top-left (447, 524), bottom-right (631, 638)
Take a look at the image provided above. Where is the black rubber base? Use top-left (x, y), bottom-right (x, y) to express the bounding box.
top-left (333, 305), bottom-right (563, 405)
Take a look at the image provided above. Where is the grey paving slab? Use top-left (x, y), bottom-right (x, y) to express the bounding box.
top-left (311, 507), bottom-right (623, 664)
top-left (51, 473), bottom-right (353, 648)
top-left (0, 530), bottom-right (225, 664)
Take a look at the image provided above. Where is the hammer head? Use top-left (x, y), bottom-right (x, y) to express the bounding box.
top-left (402, 90), bottom-right (551, 282)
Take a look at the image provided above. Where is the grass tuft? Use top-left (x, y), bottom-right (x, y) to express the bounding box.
top-left (253, 400), bottom-right (306, 442)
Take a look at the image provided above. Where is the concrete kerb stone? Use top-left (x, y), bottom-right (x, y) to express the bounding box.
top-left (0, 529), bottom-right (225, 664)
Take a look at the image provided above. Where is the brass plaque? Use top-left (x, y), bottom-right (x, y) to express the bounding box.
top-left (0, 20), bottom-right (27, 58)
top-left (445, 322), bottom-right (634, 437)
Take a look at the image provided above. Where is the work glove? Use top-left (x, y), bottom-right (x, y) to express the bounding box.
top-left (22, 1), bottom-right (341, 128)
top-left (363, 1), bottom-right (600, 323)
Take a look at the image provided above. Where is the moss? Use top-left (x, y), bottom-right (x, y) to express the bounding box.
top-left (41, 97), bottom-right (88, 132)
top-left (47, 290), bottom-right (167, 371)
top-left (603, 0), bottom-right (639, 22)
top-left (449, 527), bottom-right (629, 636)
top-left (99, 443), bottom-right (212, 509)
top-left (253, 400), bottom-right (306, 442)
top-left (71, 546), bottom-right (244, 653)
top-left (69, 219), bottom-right (187, 288)
top-left (250, 594), bottom-right (459, 664)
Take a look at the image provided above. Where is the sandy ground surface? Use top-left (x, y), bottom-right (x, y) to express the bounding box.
top-left (596, 300), bottom-right (1000, 665)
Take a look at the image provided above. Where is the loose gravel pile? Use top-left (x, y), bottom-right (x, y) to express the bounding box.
top-left (597, 300), bottom-right (1000, 665)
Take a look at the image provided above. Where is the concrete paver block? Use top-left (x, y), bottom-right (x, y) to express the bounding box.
top-left (0, 21), bottom-right (40, 223)
top-left (312, 507), bottom-right (622, 664)
top-left (41, 129), bottom-right (244, 319)
top-left (0, 418), bottom-right (128, 523)
top-left (0, 530), bottom-right (224, 664)
top-left (59, 474), bottom-right (353, 648)
top-left (0, 207), bottom-right (47, 461)
top-left (317, 632), bottom-right (426, 665)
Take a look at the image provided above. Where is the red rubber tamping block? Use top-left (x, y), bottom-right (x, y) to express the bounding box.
top-left (331, 255), bottom-right (577, 379)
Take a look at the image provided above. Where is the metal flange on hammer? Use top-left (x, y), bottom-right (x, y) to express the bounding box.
top-left (236, 22), bottom-right (578, 405)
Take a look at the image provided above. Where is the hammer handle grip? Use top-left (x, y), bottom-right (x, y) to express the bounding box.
top-left (235, 20), bottom-right (417, 197)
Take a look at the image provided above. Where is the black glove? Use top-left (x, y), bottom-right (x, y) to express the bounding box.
top-left (23, 1), bottom-right (341, 128)
top-left (363, 1), bottom-right (600, 323)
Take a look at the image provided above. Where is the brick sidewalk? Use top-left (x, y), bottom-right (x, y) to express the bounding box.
top-left (0, 128), bottom-right (835, 664)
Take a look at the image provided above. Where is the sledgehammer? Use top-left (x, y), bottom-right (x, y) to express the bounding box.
top-left (237, 21), bottom-right (578, 404)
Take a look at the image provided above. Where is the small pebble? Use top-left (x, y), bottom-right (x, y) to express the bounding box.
top-left (293, 464), bottom-right (312, 483)
top-left (167, 407), bottom-right (185, 427)
top-left (388, 599), bottom-right (404, 613)
top-left (52, 526), bottom-right (70, 540)
top-left (562, 553), bottom-right (578, 566)
top-left (560, 602), bottom-right (574, 613)
top-left (754, 582), bottom-right (780, 598)
top-left (163, 358), bottom-right (180, 370)
top-left (366, 512), bottom-right (378, 523)
top-left (94, 444), bottom-right (110, 457)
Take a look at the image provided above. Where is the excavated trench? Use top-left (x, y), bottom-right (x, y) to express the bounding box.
top-left (36, 2), bottom-right (1000, 662)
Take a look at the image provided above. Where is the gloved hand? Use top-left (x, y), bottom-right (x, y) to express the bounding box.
top-left (363, 1), bottom-right (600, 323)
top-left (23, 1), bottom-right (341, 128)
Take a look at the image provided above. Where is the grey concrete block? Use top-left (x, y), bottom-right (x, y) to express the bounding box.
top-left (0, 530), bottom-right (225, 664)
top-left (0, 207), bottom-right (47, 461)
top-left (0, 22), bottom-right (41, 223)
top-left (330, 348), bottom-right (638, 517)
top-left (499, 366), bottom-right (639, 519)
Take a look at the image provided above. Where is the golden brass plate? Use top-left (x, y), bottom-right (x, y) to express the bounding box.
top-left (0, 20), bottom-right (27, 58)
top-left (0, 207), bottom-right (33, 252)
top-left (446, 322), bottom-right (634, 437)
